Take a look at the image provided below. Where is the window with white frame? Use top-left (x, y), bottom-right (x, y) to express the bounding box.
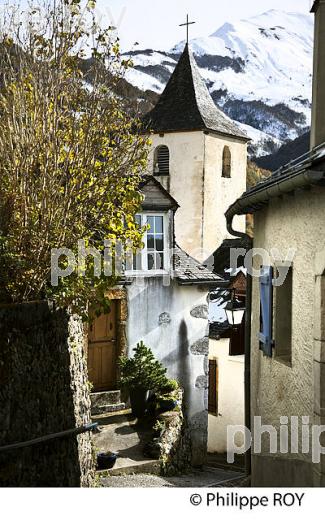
top-left (132, 213), bottom-right (168, 272)
top-left (133, 214), bottom-right (143, 270)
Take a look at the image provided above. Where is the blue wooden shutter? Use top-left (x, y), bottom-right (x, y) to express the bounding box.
top-left (259, 266), bottom-right (274, 357)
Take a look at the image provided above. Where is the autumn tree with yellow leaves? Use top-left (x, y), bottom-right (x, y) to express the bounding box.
top-left (0, 0), bottom-right (150, 314)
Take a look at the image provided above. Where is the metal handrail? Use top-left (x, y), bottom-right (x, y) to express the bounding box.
top-left (0, 423), bottom-right (98, 453)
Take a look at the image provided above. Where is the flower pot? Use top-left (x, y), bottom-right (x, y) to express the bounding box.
top-left (97, 452), bottom-right (117, 470)
top-left (130, 388), bottom-right (149, 418)
top-left (158, 399), bottom-right (178, 413)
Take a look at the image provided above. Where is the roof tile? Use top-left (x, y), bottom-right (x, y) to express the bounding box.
top-left (142, 44), bottom-right (248, 140)
top-left (173, 244), bottom-right (224, 284)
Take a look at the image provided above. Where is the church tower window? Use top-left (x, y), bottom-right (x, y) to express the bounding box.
top-left (222, 146), bottom-right (231, 178)
top-left (154, 145), bottom-right (170, 175)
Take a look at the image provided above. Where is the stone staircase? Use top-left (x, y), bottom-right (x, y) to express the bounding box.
top-left (92, 408), bottom-right (161, 479)
top-left (91, 390), bottom-right (126, 416)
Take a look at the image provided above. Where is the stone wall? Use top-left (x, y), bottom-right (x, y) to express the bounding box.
top-left (0, 301), bottom-right (95, 487)
top-left (158, 390), bottom-right (192, 475)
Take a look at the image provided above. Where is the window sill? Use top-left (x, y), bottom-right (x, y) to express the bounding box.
top-left (125, 270), bottom-right (169, 278)
top-left (274, 355), bottom-right (292, 368)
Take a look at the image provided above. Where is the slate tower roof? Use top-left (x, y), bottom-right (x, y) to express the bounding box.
top-left (142, 44), bottom-right (248, 140)
top-left (311, 0), bottom-right (320, 12)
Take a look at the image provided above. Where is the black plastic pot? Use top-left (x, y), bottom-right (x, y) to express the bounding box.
top-left (97, 452), bottom-right (117, 470)
top-left (129, 388), bottom-right (149, 418)
top-left (158, 399), bottom-right (178, 413)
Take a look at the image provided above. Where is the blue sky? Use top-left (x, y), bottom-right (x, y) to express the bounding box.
top-left (92, 0), bottom-right (312, 50)
top-left (0, 0), bottom-right (313, 50)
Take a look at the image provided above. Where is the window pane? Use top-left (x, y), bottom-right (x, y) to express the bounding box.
top-left (156, 253), bottom-right (164, 270)
top-left (155, 216), bottom-right (163, 234)
top-left (155, 236), bottom-right (164, 252)
top-left (148, 253), bottom-right (155, 270)
top-left (133, 252), bottom-right (142, 270)
top-left (147, 216), bottom-right (154, 232)
top-left (147, 235), bottom-right (155, 250)
top-left (135, 214), bottom-right (141, 226)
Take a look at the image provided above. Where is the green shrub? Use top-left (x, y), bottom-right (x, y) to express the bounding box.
top-left (160, 379), bottom-right (179, 394)
top-left (119, 341), bottom-right (169, 391)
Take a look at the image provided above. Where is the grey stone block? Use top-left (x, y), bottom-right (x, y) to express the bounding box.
top-left (190, 304), bottom-right (208, 320)
top-left (195, 375), bottom-right (208, 389)
top-left (190, 337), bottom-right (209, 356)
top-left (158, 312), bottom-right (171, 325)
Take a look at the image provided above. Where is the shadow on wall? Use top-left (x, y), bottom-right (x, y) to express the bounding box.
top-left (177, 320), bottom-right (192, 417)
top-left (177, 319), bottom-right (209, 467)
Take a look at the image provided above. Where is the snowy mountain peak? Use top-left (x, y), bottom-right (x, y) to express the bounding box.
top-left (248, 9), bottom-right (313, 27)
top-left (211, 22), bottom-right (236, 39)
top-left (124, 10), bottom-right (314, 158)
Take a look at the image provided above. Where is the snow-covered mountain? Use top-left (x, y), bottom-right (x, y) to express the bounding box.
top-left (124, 10), bottom-right (314, 157)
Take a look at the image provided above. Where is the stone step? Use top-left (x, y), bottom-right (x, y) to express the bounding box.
top-left (90, 390), bottom-right (125, 415)
top-left (91, 390), bottom-right (122, 407)
top-left (93, 403), bottom-right (126, 415)
top-left (98, 460), bottom-right (161, 477)
top-left (91, 390), bottom-right (126, 415)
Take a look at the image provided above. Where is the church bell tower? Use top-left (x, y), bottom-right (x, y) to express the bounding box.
top-left (142, 37), bottom-right (249, 263)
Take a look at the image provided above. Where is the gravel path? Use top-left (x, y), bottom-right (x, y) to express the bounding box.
top-left (100, 467), bottom-right (246, 488)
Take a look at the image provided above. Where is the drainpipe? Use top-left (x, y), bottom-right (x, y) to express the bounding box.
top-left (226, 216), bottom-right (252, 478)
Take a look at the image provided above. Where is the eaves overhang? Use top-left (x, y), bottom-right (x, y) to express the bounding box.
top-left (226, 143), bottom-right (325, 220)
top-left (176, 278), bottom-right (229, 287)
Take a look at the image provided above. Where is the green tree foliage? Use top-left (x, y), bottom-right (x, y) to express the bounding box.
top-left (0, 0), bottom-right (150, 314)
top-left (119, 341), bottom-right (169, 392)
top-left (246, 160), bottom-right (271, 237)
top-left (247, 160), bottom-right (271, 189)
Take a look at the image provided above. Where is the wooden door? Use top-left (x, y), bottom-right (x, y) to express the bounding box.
top-left (87, 303), bottom-right (117, 392)
top-left (208, 359), bottom-right (218, 415)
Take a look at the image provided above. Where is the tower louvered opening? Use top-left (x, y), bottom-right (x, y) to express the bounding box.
top-left (154, 145), bottom-right (170, 175)
top-left (222, 146), bottom-right (231, 178)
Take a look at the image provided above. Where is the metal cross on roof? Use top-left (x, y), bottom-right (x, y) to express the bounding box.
top-left (179, 14), bottom-right (196, 45)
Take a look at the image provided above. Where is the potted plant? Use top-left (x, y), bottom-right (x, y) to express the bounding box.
top-left (119, 341), bottom-right (169, 418)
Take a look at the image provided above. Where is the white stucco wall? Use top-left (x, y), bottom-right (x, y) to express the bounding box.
top-left (147, 131), bottom-right (247, 263)
top-left (126, 276), bottom-right (210, 464)
top-left (203, 134), bottom-right (247, 260)
top-left (208, 338), bottom-right (245, 453)
top-left (251, 187), bottom-right (325, 475)
top-left (148, 132), bottom-right (205, 260)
